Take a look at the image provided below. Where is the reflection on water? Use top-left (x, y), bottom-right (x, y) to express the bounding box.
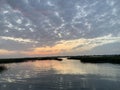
top-left (0, 58), bottom-right (120, 90)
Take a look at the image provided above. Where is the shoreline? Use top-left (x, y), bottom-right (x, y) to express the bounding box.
top-left (68, 55), bottom-right (120, 64)
top-left (0, 57), bottom-right (63, 64)
top-left (0, 55), bottom-right (120, 64)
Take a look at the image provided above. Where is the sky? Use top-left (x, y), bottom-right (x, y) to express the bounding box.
top-left (0, 0), bottom-right (120, 58)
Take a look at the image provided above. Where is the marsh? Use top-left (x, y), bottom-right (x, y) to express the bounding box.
top-left (0, 58), bottom-right (120, 90)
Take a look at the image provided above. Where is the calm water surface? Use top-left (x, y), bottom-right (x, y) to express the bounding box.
top-left (0, 58), bottom-right (120, 90)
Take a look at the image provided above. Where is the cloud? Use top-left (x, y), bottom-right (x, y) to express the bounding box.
top-left (0, 0), bottom-right (120, 57)
top-left (85, 42), bottom-right (120, 55)
top-left (106, 0), bottom-right (115, 6)
top-left (72, 34), bottom-right (120, 52)
top-left (21, 34), bottom-right (120, 56)
top-left (2, 0), bottom-right (120, 40)
top-left (0, 36), bottom-right (38, 44)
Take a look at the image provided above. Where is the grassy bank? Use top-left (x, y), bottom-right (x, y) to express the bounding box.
top-left (0, 57), bottom-right (62, 64)
top-left (68, 55), bottom-right (120, 64)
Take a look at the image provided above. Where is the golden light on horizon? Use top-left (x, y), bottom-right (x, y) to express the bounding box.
top-left (22, 39), bottom-right (86, 56)
top-left (0, 49), bottom-right (15, 55)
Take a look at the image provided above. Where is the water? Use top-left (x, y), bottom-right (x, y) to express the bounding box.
top-left (0, 58), bottom-right (120, 90)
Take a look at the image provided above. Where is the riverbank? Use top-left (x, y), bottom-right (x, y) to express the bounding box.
top-left (0, 57), bottom-right (62, 64)
top-left (0, 55), bottom-right (120, 64)
top-left (68, 55), bottom-right (120, 64)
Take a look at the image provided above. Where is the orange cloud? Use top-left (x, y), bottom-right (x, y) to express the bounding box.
top-left (22, 46), bottom-right (63, 55)
top-left (22, 39), bottom-right (86, 56)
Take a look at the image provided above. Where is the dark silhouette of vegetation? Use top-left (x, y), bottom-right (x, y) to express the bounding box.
top-left (0, 57), bottom-right (63, 64)
top-left (0, 55), bottom-right (120, 64)
top-left (0, 65), bottom-right (7, 72)
top-left (68, 55), bottom-right (120, 64)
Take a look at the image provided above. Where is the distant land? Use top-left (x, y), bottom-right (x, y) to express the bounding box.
top-left (68, 55), bottom-right (120, 64)
top-left (0, 56), bottom-right (63, 64)
top-left (0, 55), bottom-right (120, 64)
